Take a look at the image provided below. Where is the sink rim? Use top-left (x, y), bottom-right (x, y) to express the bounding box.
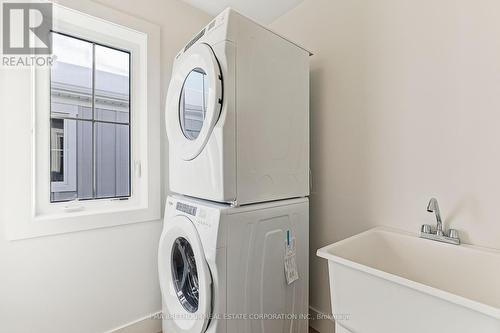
top-left (317, 226), bottom-right (500, 320)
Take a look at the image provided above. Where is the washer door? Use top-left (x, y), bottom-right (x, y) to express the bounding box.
top-left (166, 43), bottom-right (223, 161)
top-left (159, 215), bottom-right (212, 333)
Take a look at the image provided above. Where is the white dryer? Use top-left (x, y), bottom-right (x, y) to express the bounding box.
top-left (166, 8), bottom-right (311, 206)
top-left (158, 195), bottom-right (309, 333)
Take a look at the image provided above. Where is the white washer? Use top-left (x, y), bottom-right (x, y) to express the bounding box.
top-left (166, 8), bottom-right (311, 206)
top-left (158, 195), bottom-right (309, 333)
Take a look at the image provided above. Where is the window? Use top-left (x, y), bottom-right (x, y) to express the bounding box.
top-left (50, 32), bottom-right (131, 202)
top-left (2, 1), bottom-right (161, 240)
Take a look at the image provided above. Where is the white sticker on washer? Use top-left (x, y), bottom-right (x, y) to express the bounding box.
top-left (284, 236), bottom-right (299, 285)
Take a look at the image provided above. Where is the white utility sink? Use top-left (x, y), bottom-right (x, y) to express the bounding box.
top-left (317, 227), bottom-right (500, 333)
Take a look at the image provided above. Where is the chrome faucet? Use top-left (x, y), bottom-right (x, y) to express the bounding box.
top-left (420, 198), bottom-right (460, 245)
top-left (426, 198), bottom-right (443, 236)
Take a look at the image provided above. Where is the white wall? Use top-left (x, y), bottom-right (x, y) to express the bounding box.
top-left (271, 0), bottom-right (500, 323)
top-left (0, 1), bottom-right (210, 332)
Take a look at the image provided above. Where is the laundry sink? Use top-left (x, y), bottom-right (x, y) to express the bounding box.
top-left (317, 227), bottom-right (500, 333)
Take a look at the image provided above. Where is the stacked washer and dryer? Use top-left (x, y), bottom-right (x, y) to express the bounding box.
top-left (159, 8), bottom-right (311, 333)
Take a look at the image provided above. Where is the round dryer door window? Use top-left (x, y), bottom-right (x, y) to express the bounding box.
top-left (179, 68), bottom-right (209, 140)
top-left (171, 237), bottom-right (199, 312)
top-left (165, 43), bottom-right (223, 161)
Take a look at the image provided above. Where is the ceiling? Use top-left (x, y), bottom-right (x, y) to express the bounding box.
top-left (180, 0), bottom-right (304, 24)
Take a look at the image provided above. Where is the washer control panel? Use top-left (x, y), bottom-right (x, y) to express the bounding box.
top-left (176, 202), bottom-right (197, 216)
top-left (167, 196), bottom-right (223, 249)
top-left (168, 197), bottom-right (216, 230)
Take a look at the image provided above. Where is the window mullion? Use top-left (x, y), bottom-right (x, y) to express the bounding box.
top-left (92, 42), bottom-right (97, 199)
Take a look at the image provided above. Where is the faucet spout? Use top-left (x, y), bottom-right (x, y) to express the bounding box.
top-left (427, 198), bottom-right (443, 236)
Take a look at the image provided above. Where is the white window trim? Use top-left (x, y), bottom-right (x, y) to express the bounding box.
top-left (2, 0), bottom-right (161, 240)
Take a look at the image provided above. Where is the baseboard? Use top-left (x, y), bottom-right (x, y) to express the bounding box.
top-left (104, 311), bottom-right (162, 333)
top-left (309, 306), bottom-right (335, 333)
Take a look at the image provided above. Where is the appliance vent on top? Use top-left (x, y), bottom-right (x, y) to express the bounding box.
top-left (184, 28), bottom-right (206, 52)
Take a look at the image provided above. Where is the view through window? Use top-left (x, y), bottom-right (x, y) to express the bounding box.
top-left (50, 32), bottom-right (131, 202)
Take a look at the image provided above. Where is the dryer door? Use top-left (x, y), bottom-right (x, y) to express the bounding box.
top-left (159, 215), bottom-right (212, 333)
top-left (166, 43), bottom-right (223, 161)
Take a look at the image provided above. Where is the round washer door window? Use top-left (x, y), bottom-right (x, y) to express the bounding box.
top-left (158, 215), bottom-right (212, 333)
top-left (171, 237), bottom-right (199, 313)
top-left (179, 68), bottom-right (209, 140)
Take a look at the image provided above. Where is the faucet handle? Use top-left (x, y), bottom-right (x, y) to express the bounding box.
top-left (448, 229), bottom-right (459, 239)
top-left (421, 224), bottom-right (432, 234)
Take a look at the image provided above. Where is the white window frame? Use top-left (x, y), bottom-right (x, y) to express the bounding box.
top-left (2, 1), bottom-right (161, 239)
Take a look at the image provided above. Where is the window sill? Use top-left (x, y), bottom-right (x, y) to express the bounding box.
top-left (6, 203), bottom-right (161, 240)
